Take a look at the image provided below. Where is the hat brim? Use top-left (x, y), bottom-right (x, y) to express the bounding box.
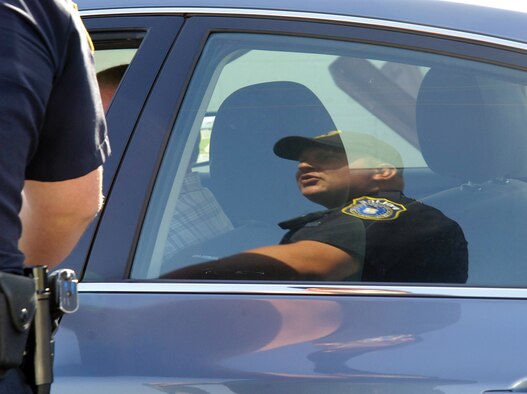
top-left (273, 136), bottom-right (343, 161)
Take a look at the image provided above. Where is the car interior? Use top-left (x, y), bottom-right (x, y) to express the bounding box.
top-left (122, 33), bottom-right (527, 286)
top-left (158, 81), bottom-right (337, 271)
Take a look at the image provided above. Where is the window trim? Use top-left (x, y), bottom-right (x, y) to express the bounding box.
top-left (79, 282), bottom-right (527, 299)
top-left (81, 7), bottom-right (527, 53)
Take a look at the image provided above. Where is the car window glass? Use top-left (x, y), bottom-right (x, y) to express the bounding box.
top-left (132, 33), bottom-right (527, 287)
top-left (89, 28), bottom-right (144, 116)
top-left (94, 48), bottom-right (138, 112)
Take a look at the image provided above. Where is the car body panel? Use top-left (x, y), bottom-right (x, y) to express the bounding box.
top-left (54, 286), bottom-right (527, 393)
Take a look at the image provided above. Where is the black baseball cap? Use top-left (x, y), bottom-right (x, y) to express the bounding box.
top-left (273, 130), bottom-right (404, 168)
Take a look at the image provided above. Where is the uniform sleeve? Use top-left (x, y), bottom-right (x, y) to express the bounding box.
top-left (283, 214), bottom-right (366, 260)
top-left (25, 3), bottom-right (109, 181)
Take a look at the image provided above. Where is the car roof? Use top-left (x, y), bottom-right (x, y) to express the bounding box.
top-left (78, 0), bottom-right (527, 45)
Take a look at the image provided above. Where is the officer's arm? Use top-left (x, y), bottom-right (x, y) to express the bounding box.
top-left (19, 166), bottom-right (103, 268)
top-left (161, 240), bottom-right (361, 281)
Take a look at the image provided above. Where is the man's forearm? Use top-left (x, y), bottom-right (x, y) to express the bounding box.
top-left (161, 240), bottom-right (361, 281)
top-left (19, 203), bottom-right (96, 268)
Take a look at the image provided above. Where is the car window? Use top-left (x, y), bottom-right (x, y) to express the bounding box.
top-left (94, 48), bottom-right (136, 112)
top-left (91, 30), bottom-right (144, 113)
top-left (131, 33), bottom-right (527, 287)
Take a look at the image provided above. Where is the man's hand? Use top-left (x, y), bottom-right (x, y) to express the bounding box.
top-left (19, 166), bottom-right (103, 268)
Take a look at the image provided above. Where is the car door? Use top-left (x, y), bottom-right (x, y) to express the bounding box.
top-left (54, 10), bottom-right (527, 394)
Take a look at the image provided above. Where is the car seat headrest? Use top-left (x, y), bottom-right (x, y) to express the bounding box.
top-left (210, 81), bottom-right (336, 223)
top-left (416, 68), bottom-right (527, 183)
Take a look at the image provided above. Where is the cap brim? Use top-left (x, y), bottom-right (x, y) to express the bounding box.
top-left (273, 136), bottom-right (317, 160)
top-left (273, 136), bottom-right (344, 160)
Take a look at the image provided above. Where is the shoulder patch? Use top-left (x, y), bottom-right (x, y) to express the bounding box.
top-left (342, 196), bottom-right (406, 221)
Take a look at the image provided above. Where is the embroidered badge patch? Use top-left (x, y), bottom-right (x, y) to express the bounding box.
top-left (342, 196), bottom-right (406, 221)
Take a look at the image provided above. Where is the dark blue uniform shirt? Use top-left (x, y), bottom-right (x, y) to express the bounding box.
top-left (0, 0), bottom-right (109, 274)
top-left (280, 191), bottom-right (468, 283)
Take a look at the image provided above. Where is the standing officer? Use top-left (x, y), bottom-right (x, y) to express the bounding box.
top-left (162, 130), bottom-right (467, 283)
top-left (0, 0), bottom-right (109, 391)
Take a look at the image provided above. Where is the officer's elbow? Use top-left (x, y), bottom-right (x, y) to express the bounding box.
top-left (71, 169), bottom-right (104, 223)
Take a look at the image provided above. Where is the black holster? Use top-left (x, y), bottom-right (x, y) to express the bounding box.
top-left (23, 266), bottom-right (79, 394)
top-left (0, 271), bottom-right (36, 377)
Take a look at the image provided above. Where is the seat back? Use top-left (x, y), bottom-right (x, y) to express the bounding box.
top-left (416, 67), bottom-right (527, 285)
top-left (209, 81), bottom-right (336, 226)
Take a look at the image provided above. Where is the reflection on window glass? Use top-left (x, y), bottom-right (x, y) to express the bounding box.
top-left (133, 33), bottom-right (527, 288)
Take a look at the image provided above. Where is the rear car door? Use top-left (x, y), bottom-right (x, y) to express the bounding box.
top-left (54, 9), bottom-right (527, 394)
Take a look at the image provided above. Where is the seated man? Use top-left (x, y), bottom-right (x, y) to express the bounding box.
top-left (162, 131), bottom-right (467, 283)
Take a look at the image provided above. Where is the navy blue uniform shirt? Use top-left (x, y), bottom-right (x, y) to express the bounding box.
top-left (0, 0), bottom-right (109, 273)
top-left (280, 191), bottom-right (468, 283)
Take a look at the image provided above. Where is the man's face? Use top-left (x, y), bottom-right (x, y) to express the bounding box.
top-left (296, 147), bottom-right (375, 208)
top-left (98, 82), bottom-right (119, 113)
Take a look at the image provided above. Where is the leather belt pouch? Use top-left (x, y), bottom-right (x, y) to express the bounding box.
top-left (0, 272), bottom-right (35, 371)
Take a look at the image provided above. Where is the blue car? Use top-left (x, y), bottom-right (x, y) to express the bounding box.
top-left (54, 1), bottom-right (527, 392)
